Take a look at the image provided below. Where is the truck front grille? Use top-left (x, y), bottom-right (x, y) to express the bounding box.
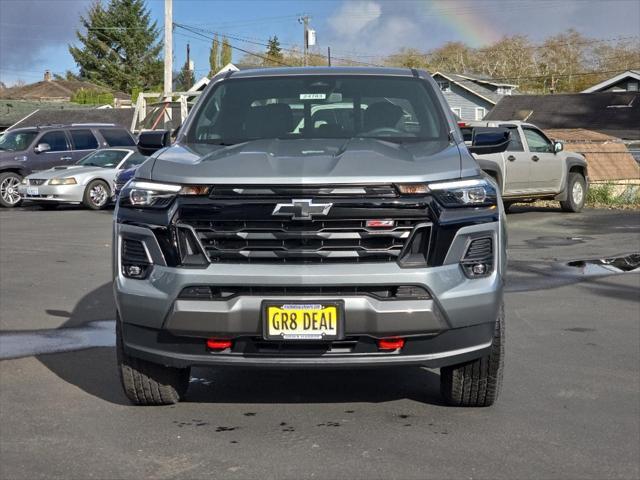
top-left (174, 188), bottom-right (432, 265)
top-left (184, 218), bottom-right (426, 264)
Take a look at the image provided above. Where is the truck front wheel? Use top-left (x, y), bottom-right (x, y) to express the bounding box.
top-left (440, 304), bottom-right (504, 407)
top-left (560, 173), bottom-right (586, 212)
top-left (116, 319), bottom-right (190, 405)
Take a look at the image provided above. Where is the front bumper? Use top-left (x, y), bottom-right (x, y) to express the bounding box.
top-left (18, 183), bottom-right (84, 203)
top-left (115, 218), bottom-right (504, 369)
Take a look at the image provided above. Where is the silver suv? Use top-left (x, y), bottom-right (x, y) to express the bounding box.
top-left (114, 67), bottom-right (509, 407)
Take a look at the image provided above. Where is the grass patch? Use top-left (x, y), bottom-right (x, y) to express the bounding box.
top-left (586, 183), bottom-right (640, 208)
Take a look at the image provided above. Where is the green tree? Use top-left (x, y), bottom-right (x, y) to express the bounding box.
top-left (208, 34), bottom-right (220, 77)
top-left (264, 36), bottom-right (283, 66)
top-left (69, 0), bottom-right (162, 93)
top-left (221, 37), bottom-right (232, 67)
top-left (174, 61), bottom-right (195, 91)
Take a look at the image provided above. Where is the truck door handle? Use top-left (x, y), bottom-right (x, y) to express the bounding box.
top-left (507, 155), bottom-right (516, 161)
top-left (531, 155), bottom-right (539, 162)
top-left (60, 156), bottom-right (72, 161)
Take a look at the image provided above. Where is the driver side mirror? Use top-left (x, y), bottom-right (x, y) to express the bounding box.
top-left (137, 130), bottom-right (171, 156)
top-left (468, 127), bottom-right (511, 155)
top-left (34, 143), bottom-right (51, 154)
top-left (554, 141), bottom-right (563, 153)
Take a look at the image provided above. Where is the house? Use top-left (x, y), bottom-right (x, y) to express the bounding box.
top-left (431, 72), bottom-right (517, 121)
top-left (581, 70), bottom-right (640, 93)
top-left (485, 91), bottom-right (640, 140)
top-left (1, 71), bottom-right (129, 103)
top-left (5, 106), bottom-right (134, 132)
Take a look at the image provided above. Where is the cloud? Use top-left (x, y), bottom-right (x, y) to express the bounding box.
top-left (0, 0), bottom-right (91, 78)
top-left (322, 0), bottom-right (640, 58)
top-left (327, 1), bottom-right (382, 39)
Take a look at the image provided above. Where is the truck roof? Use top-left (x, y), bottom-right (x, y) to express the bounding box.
top-left (228, 66), bottom-right (425, 79)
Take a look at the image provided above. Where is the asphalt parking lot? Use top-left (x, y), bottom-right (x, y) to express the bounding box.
top-left (0, 205), bottom-right (638, 480)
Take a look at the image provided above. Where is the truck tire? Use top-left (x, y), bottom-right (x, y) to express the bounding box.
top-left (116, 319), bottom-right (190, 405)
top-left (0, 172), bottom-right (23, 208)
top-left (83, 179), bottom-right (110, 210)
top-left (560, 173), bottom-right (586, 213)
top-left (440, 304), bottom-right (504, 407)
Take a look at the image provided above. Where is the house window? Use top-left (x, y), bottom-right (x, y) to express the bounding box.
top-left (451, 107), bottom-right (462, 119)
top-left (475, 107), bottom-right (486, 121)
top-left (497, 87), bottom-right (504, 94)
top-left (629, 82), bottom-right (639, 92)
top-left (438, 81), bottom-right (451, 93)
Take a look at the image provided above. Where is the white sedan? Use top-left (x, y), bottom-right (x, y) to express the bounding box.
top-left (18, 148), bottom-right (147, 210)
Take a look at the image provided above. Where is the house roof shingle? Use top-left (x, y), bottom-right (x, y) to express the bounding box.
top-left (486, 92), bottom-right (640, 140)
top-left (433, 72), bottom-right (503, 104)
top-left (7, 107), bottom-right (135, 131)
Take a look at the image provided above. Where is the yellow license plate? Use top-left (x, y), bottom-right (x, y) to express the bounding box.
top-left (264, 303), bottom-right (341, 340)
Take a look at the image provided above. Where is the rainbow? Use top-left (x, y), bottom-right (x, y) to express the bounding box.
top-left (425, 0), bottom-right (501, 47)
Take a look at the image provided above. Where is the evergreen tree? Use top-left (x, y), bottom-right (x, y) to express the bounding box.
top-left (208, 34), bottom-right (220, 77)
top-left (69, 0), bottom-right (162, 93)
top-left (174, 61), bottom-right (195, 91)
top-left (264, 36), bottom-right (283, 66)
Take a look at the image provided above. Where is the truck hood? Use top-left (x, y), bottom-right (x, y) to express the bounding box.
top-left (147, 138), bottom-right (479, 185)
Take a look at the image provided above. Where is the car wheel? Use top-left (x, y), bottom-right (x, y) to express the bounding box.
top-left (560, 173), bottom-right (586, 213)
top-left (440, 303), bottom-right (504, 407)
top-left (83, 179), bottom-right (110, 210)
top-left (0, 172), bottom-right (23, 208)
top-left (116, 319), bottom-right (190, 406)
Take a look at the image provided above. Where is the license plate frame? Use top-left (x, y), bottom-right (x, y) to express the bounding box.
top-left (262, 300), bottom-right (344, 341)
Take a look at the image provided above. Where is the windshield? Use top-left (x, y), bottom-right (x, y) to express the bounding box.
top-left (0, 131), bottom-right (37, 151)
top-left (78, 149), bottom-right (129, 168)
top-left (187, 75), bottom-right (447, 145)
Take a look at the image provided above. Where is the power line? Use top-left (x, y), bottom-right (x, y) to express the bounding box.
top-left (173, 24), bottom-right (293, 67)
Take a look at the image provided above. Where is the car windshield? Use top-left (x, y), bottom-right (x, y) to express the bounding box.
top-left (78, 149), bottom-right (129, 168)
top-left (187, 75), bottom-right (448, 145)
top-left (0, 131), bottom-right (37, 151)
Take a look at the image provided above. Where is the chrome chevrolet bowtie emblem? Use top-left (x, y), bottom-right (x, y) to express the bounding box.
top-left (272, 199), bottom-right (333, 220)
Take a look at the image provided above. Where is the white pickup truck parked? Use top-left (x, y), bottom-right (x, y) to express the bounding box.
top-left (463, 121), bottom-right (589, 212)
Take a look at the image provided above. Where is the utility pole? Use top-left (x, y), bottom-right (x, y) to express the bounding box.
top-left (298, 15), bottom-right (310, 66)
top-left (186, 43), bottom-right (191, 90)
top-left (327, 47), bottom-right (331, 67)
top-left (163, 0), bottom-right (173, 97)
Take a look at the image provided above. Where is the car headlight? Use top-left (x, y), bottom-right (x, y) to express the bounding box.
top-left (20, 178), bottom-right (28, 185)
top-left (49, 177), bottom-right (77, 185)
top-left (397, 178), bottom-right (497, 207)
top-left (123, 180), bottom-right (209, 208)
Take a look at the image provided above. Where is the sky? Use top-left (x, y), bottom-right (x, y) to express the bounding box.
top-left (0, 0), bottom-right (639, 86)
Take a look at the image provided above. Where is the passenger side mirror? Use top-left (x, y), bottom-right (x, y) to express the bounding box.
top-left (468, 127), bottom-right (511, 155)
top-left (554, 141), bottom-right (563, 153)
top-left (34, 143), bottom-right (51, 154)
top-left (137, 130), bottom-right (171, 156)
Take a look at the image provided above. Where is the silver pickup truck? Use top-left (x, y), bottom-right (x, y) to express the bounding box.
top-left (464, 121), bottom-right (589, 212)
top-left (114, 67), bottom-right (510, 407)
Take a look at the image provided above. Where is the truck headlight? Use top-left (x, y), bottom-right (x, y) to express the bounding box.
top-left (397, 178), bottom-right (497, 207)
top-left (123, 180), bottom-right (209, 208)
top-left (49, 177), bottom-right (77, 185)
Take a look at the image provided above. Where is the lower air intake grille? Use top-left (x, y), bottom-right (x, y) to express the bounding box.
top-left (463, 237), bottom-right (493, 260)
top-left (121, 239), bottom-right (149, 264)
top-left (178, 285), bottom-right (431, 301)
